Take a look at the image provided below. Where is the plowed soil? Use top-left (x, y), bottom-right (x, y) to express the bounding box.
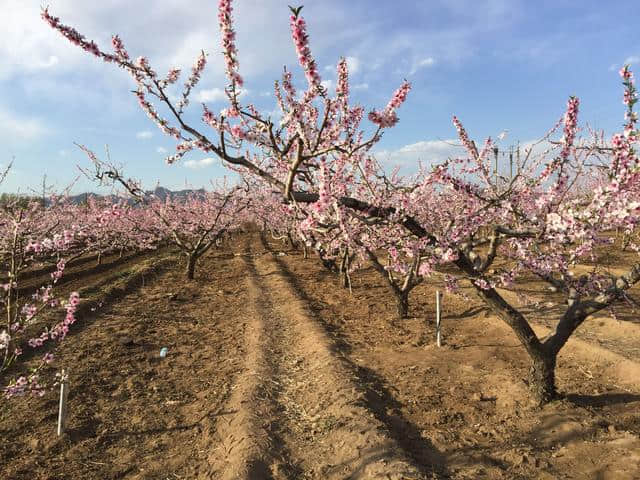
top-left (2, 232), bottom-right (639, 479)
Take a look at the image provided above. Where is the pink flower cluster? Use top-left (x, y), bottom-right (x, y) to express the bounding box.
top-left (452, 115), bottom-right (479, 160)
top-left (24, 290), bottom-right (80, 352)
top-left (369, 81), bottom-right (411, 128)
top-left (165, 138), bottom-right (214, 164)
top-left (177, 51), bottom-right (207, 112)
top-left (111, 35), bottom-right (130, 62)
top-left (218, 0), bottom-right (243, 88)
top-left (560, 96), bottom-right (580, 161)
top-left (49, 291), bottom-right (80, 341)
top-left (4, 374), bottom-right (46, 398)
top-left (336, 57), bottom-right (349, 100)
top-left (135, 89), bottom-right (181, 139)
top-left (51, 259), bottom-right (66, 283)
top-left (290, 12), bottom-right (321, 91)
top-left (41, 8), bottom-right (116, 62)
top-left (166, 68), bottom-right (181, 85)
top-left (311, 159), bottom-right (333, 218)
top-left (620, 65), bottom-right (638, 141)
top-left (28, 331), bottom-right (49, 348)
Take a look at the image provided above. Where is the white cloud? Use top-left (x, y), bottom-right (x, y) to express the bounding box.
top-left (375, 139), bottom-right (463, 167)
top-left (196, 88), bottom-right (226, 102)
top-left (184, 157), bottom-right (216, 169)
top-left (58, 149), bottom-right (69, 157)
top-left (324, 56), bottom-right (360, 77)
top-left (345, 56), bottom-right (360, 75)
top-left (0, 107), bottom-right (48, 142)
top-left (409, 57), bottom-right (436, 75)
top-left (375, 137), bottom-right (559, 174)
top-left (0, 2), bottom-right (72, 79)
top-left (136, 130), bottom-right (153, 139)
top-left (320, 79), bottom-right (334, 92)
top-left (353, 83), bottom-right (369, 90)
top-left (156, 146), bottom-right (168, 153)
top-left (611, 56), bottom-right (640, 72)
top-left (196, 87), bottom-right (249, 103)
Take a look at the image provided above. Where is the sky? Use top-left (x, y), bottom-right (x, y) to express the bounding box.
top-left (1, 0), bottom-right (638, 194)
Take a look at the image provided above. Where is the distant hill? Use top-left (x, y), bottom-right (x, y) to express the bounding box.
top-left (66, 186), bottom-right (207, 205)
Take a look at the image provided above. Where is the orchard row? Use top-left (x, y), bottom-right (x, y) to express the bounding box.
top-left (4, 0), bottom-right (638, 405)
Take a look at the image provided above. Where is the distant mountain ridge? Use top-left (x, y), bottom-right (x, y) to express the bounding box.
top-left (65, 186), bottom-right (207, 205)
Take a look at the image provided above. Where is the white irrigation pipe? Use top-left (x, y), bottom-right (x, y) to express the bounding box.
top-left (436, 290), bottom-right (442, 347)
top-left (57, 369), bottom-right (69, 436)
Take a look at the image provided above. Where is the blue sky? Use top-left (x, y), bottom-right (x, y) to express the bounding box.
top-left (1, 0), bottom-right (638, 194)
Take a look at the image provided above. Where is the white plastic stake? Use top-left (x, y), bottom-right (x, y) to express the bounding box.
top-left (436, 290), bottom-right (442, 347)
top-left (57, 369), bottom-right (69, 436)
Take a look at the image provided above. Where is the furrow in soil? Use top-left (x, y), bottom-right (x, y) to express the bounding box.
top-left (249, 236), bottom-right (426, 479)
top-left (204, 245), bottom-right (299, 479)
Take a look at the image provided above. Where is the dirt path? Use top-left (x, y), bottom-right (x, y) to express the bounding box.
top-left (206, 234), bottom-right (427, 479)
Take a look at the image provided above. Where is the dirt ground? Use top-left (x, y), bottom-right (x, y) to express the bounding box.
top-left (1, 233), bottom-right (639, 479)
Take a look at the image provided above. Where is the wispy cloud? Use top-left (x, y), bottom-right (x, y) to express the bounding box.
top-left (156, 146), bottom-right (168, 153)
top-left (136, 130), bottom-right (153, 139)
top-left (196, 88), bottom-right (226, 102)
top-left (324, 56), bottom-right (360, 75)
top-left (196, 87), bottom-right (249, 103)
top-left (376, 137), bottom-right (557, 174)
top-left (345, 56), bottom-right (360, 75)
top-left (184, 157), bottom-right (216, 169)
top-left (610, 56), bottom-right (639, 72)
top-left (375, 139), bottom-right (463, 167)
top-left (409, 57), bottom-right (436, 75)
top-left (0, 107), bottom-right (48, 142)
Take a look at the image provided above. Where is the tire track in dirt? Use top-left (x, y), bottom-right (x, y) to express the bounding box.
top-left (207, 235), bottom-right (427, 479)
top-left (14, 248), bottom-right (165, 297)
top-left (204, 244), bottom-right (298, 480)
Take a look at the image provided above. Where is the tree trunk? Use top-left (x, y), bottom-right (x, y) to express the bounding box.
top-left (186, 253), bottom-right (197, 280)
top-left (395, 290), bottom-right (409, 319)
top-left (321, 257), bottom-right (337, 272)
top-left (339, 249), bottom-right (350, 289)
top-left (287, 232), bottom-right (297, 250)
top-left (97, 250), bottom-right (102, 266)
top-left (528, 352), bottom-right (558, 404)
top-left (317, 249), bottom-right (337, 272)
top-left (341, 270), bottom-right (350, 289)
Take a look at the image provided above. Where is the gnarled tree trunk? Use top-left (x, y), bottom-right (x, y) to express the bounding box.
top-left (528, 351), bottom-right (558, 404)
